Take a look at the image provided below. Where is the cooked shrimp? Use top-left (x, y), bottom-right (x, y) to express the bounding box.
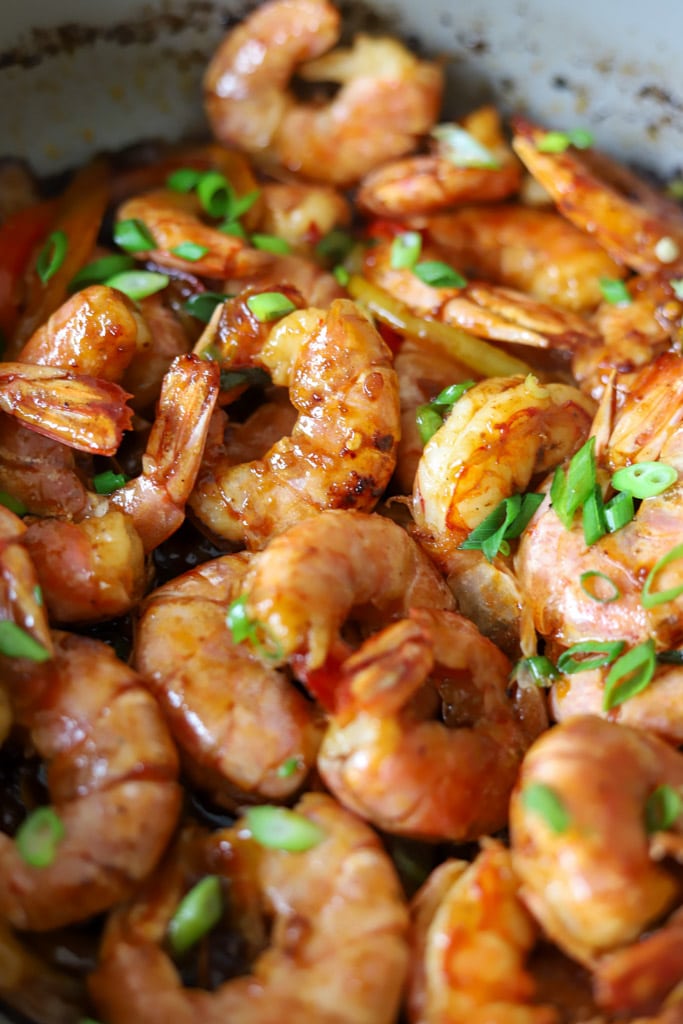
top-left (0, 919), bottom-right (87, 1024)
top-left (203, 0), bottom-right (443, 187)
top-left (241, 509), bottom-right (454, 673)
top-left (0, 631), bottom-right (180, 931)
top-left (0, 415), bottom-right (89, 518)
top-left (189, 294), bottom-right (400, 550)
top-left (89, 793), bottom-right (409, 1024)
top-left (407, 841), bottom-right (558, 1024)
top-left (318, 609), bottom-right (542, 840)
top-left (0, 504), bottom-right (52, 657)
top-left (357, 105), bottom-right (521, 218)
top-left (122, 289), bottom-right (193, 412)
top-left (510, 716), bottom-right (683, 968)
top-left (224, 251), bottom-right (345, 307)
top-left (424, 204), bottom-right (625, 313)
top-left (512, 118), bottom-right (683, 276)
top-left (256, 181), bottom-right (351, 254)
top-left (133, 552), bottom-right (323, 807)
top-left (516, 352), bottom-right (683, 654)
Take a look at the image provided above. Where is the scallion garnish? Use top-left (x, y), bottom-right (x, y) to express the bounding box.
top-left (0, 622), bottom-right (50, 662)
top-left (33, 585), bottom-right (43, 607)
top-left (218, 219), bottom-right (248, 238)
top-left (220, 367), bottom-right (270, 391)
top-left (603, 639), bottom-right (656, 710)
top-left (431, 123), bottom-right (501, 169)
top-left (167, 875), bottom-right (223, 957)
top-left (196, 171), bottom-right (233, 218)
top-left (170, 241), bottom-right (209, 262)
top-left (166, 167), bottom-right (203, 193)
top-left (390, 231), bottom-right (422, 270)
top-left (315, 228), bottom-right (355, 266)
top-left (415, 404), bottom-right (445, 445)
top-left (36, 230), bottom-right (68, 284)
top-left (599, 277), bottom-right (631, 305)
top-left (641, 543), bottom-right (683, 608)
top-left (416, 380), bottom-right (476, 444)
top-left (333, 265), bottom-right (350, 286)
top-left (582, 485), bottom-right (607, 545)
top-left (92, 470), bottom-right (128, 494)
top-left (413, 260), bottom-right (467, 288)
top-left (657, 649), bottom-right (683, 664)
top-left (521, 782), bottom-right (570, 834)
top-left (579, 570), bottom-right (621, 603)
top-left (0, 490), bottom-right (27, 516)
top-left (183, 292), bottom-right (230, 323)
top-left (458, 491), bottom-right (544, 561)
top-left (113, 218), bottom-right (156, 253)
top-left (104, 270), bottom-right (169, 301)
top-left (246, 291), bottom-right (297, 323)
top-left (68, 253), bottom-right (136, 292)
top-left (611, 462), bottom-right (677, 500)
top-left (511, 655), bottom-right (559, 687)
top-left (245, 805), bottom-right (326, 852)
top-left (645, 784), bottom-right (682, 834)
top-left (251, 233), bottom-right (291, 255)
top-left (536, 128), bottom-right (594, 153)
top-left (231, 189), bottom-right (261, 219)
top-left (556, 639), bottom-right (625, 675)
top-left (16, 807), bottom-right (65, 867)
top-left (550, 436), bottom-right (596, 530)
top-left (277, 756), bottom-right (302, 778)
top-left (226, 594), bottom-right (283, 661)
top-left (604, 490), bottom-right (635, 533)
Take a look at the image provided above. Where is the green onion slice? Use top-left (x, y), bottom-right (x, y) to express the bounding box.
top-left (166, 167), bottom-right (203, 193)
top-left (536, 128), bottom-right (594, 153)
top-left (611, 462), bottom-right (677, 499)
top-left (68, 253), bottom-right (136, 292)
top-left (459, 491), bottom-right (544, 562)
top-left (582, 485), bottom-right (607, 546)
top-left (604, 490), bottom-right (635, 533)
top-left (276, 756), bottom-right (302, 778)
top-left (113, 218), bottom-right (156, 253)
top-left (315, 228), bottom-right (355, 266)
top-left (603, 639), bottom-right (656, 710)
top-left (33, 585), bottom-right (43, 606)
top-left (231, 189), bottom-right (261, 219)
top-left (550, 436), bottom-right (597, 530)
top-left (220, 367), bottom-right (270, 392)
top-left (170, 241), bottom-right (209, 262)
top-left (0, 622), bottom-right (50, 662)
top-left (416, 404), bottom-right (445, 445)
top-left (196, 171), bottom-right (233, 218)
top-left (251, 233), bottom-right (291, 255)
top-left (657, 649), bottom-right (683, 664)
top-left (218, 219), bottom-right (248, 238)
top-left (0, 490), bottom-right (28, 516)
top-left (511, 655), bottom-right (559, 687)
top-left (599, 277), bottom-right (632, 305)
top-left (431, 123), bottom-right (501, 169)
top-left (167, 875), bottom-right (223, 957)
top-left (16, 807), bottom-right (65, 867)
top-left (641, 543), bottom-right (683, 608)
top-left (226, 595), bottom-right (283, 661)
top-left (556, 639), bottom-right (625, 675)
top-left (92, 470), bottom-right (128, 494)
top-left (579, 570), bottom-right (621, 603)
top-left (333, 265), bottom-right (350, 286)
top-left (36, 230), bottom-right (68, 284)
top-left (416, 380), bottom-right (476, 444)
top-left (245, 805), bottom-right (326, 852)
top-left (413, 260), bottom-right (467, 288)
top-left (390, 231), bottom-right (422, 270)
top-left (645, 784), bottom-right (682, 834)
top-left (184, 292), bottom-right (230, 323)
top-left (246, 291), bottom-right (297, 323)
top-left (104, 270), bottom-right (169, 301)
top-left (521, 782), bottom-right (570, 834)
top-left (430, 380), bottom-right (476, 411)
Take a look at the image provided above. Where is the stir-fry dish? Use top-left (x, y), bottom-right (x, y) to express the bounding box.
top-left (3, 0), bottom-right (683, 1021)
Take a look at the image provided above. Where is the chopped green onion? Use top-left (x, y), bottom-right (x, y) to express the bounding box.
top-left (671, 278), bottom-right (683, 300)
top-left (220, 367), bottom-right (270, 391)
top-left (251, 233), bottom-right (291, 254)
top-left (579, 570), bottom-right (621, 603)
top-left (556, 639), bottom-right (625, 675)
top-left (550, 437), bottom-right (596, 530)
top-left (315, 228), bottom-right (355, 266)
top-left (536, 128), bottom-right (594, 153)
top-left (218, 219), bottom-right (248, 238)
top-left (170, 241), bottom-right (209, 262)
top-left (246, 291), bottom-right (297, 323)
top-left (113, 218), bottom-right (156, 253)
top-left (196, 171), bottom-right (233, 219)
top-left (36, 230), bottom-right (68, 284)
top-left (0, 491), bottom-right (27, 516)
top-left (245, 805), bottom-right (326, 852)
top-left (582, 485), bottom-right (607, 545)
top-left (416, 380), bottom-right (476, 444)
top-left (277, 756), bottom-right (302, 778)
top-left (230, 189), bottom-right (261, 219)
top-left (604, 490), bottom-right (635, 533)
top-left (104, 270), bottom-right (169, 301)
top-left (16, 807), bottom-right (65, 867)
top-left (226, 594), bottom-right (283, 661)
top-left (166, 167), bottom-right (203, 193)
top-left (431, 122), bottom-right (501, 169)
top-left (413, 260), bottom-right (467, 288)
top-left (657, 649), bottom-right (683, 664)
top-left (333, 265), bottom-right (350, 286)
top-left (521, 782), bottom-right (570, 834)
top-left (459, 492), bottom-right (544, 562)
top-left (390, 231), bottom-right (422, 270)
top-left (92, 470), bottom-right (128, 494)
top-left (0, 622), bottom-right (50, 662)
top-left (511, 655), bottom-right (559, 687)
top-left (430, 380), bottom-right (476, 409)
top-left (599, 277), bottom-right (631, 305)
top-left (641, 543), bottom-right (683, 608)
top-left (416, 404), bottom-right (445, 445)
top-left (78, 1018), bottom-right (104, 1024)
top-left (33, 585), bottom-right (43, 606)
top-left (68, 253), bottom-right (136, 292)
top-left (603, 639), bottom-right (656, 710)
top-left (184, 292), bottom-right (230, 323)
top-left (645, 784), bottom-right (682, 834)
top-left (167, 875), bottom-right (223, 957)
top-left (612, 462), bottom-right (677, 500)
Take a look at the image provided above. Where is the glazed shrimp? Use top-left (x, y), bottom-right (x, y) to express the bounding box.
top-left (89, 794), bottom-right (409, 1024)
top-left (224, 250), bottom-right (345, 307)
top-left (424, 204), bottom-right (625, 313)
top-left (510, 716), bottom-right (683, 994)
top-left (241, 509), bottom-right (454, 674)
top-left (133, 552), bottom-right (323, 807)
top-left (512, 118), bottom-right (683, 276)
top-left (203, 0), bottom-right (443, 187)
top-left (0, 632), bottom-right (180, 931)
top-left (407, 842), bottom-right (558, 1024)
top-left (0, 919), bottom-right (87, 1024)
top-left (0, 505), bottom-right (52, 657)
top-left (357, 105), bottom-right (522, 218)
top-left (255, 181), bottom-right (351, 254)
top-left (189, 294), bottom-right (400, 550)
top-left (318, 609), bottom-right (543, 841)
